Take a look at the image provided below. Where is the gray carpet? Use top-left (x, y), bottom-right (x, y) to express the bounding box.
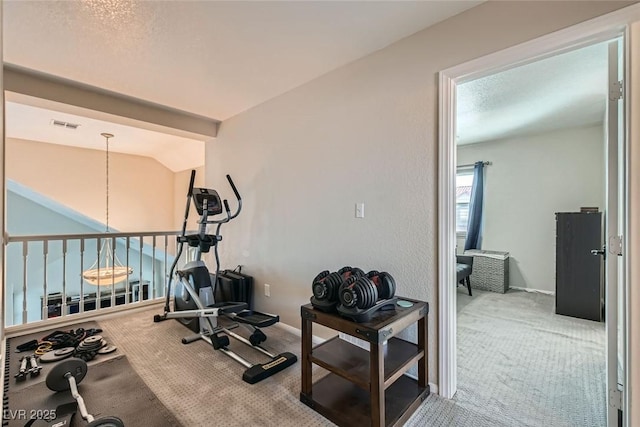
top-left (95, 292), bottom-right (605, 427)
top-left (453, 288), bottom-right (606, 427)
top-left (99, 307), bottom-right (334, 427)
top-left (99, 306), bottom-right (508, 427)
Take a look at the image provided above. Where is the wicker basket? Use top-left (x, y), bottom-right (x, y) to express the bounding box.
top-left (464, 249), bottom-right (510, 293)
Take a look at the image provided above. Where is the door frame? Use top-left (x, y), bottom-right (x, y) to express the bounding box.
top-left (437, 4), bottom-right (640, 425)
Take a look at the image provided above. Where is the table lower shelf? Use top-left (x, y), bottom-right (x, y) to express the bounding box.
top-left (300, 372), bottom-right (429, 427)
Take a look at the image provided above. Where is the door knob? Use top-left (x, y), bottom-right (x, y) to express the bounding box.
top-left (591, 245), bottom-right (606, 259)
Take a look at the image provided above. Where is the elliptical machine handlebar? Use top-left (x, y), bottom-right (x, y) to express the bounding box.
top-left (227, 174), bottom-right (241, 201)
top-left (206, 175), bottom-right (242, 224)
top-left (188, 169), bottom-right (197, 196)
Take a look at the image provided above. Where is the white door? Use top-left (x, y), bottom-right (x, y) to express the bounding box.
top-left (604, 38), bottom-right (625, 427)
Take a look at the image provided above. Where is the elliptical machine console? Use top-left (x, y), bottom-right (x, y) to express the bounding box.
top-left (154, 170), bottom-right (297, 384)
top-left (192, 187), bottom-right (223, 216)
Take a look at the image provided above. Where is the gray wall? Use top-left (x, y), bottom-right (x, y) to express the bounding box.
top-left (205, 1), bottom-right (632, 386)
top-left (457, 125), bottom-right (606, 293)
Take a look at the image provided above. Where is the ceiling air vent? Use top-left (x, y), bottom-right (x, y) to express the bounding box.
top-left (51, 119), bottom-right (81, 130)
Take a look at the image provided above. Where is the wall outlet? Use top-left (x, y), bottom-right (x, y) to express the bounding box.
top-left (264, 283), bottom-right (271, 297)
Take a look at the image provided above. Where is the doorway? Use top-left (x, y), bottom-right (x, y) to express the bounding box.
top-left (438, 11), bottom-right (633, 427)
top-left (453, 41), bottom-right (610, 426)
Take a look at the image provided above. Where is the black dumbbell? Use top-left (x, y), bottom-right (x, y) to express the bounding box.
top-left (311, 271), bottom-right (344, 302)
top-left (338, 276), bottom-right (378, 310)
top-left (339, 271), bottom-right (397, 310)
top-left (366, 271), bottom-right (396, 300)
top-left (337, 266), bottom-right (365, 279)
top-left (46, 358), bottom-right (125, 427)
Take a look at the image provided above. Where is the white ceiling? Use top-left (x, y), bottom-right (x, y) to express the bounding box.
top-left (3, 0), bottom-right (482, 171)
top-left (2, 2), bottom-right (611, 164)
top-left (5, 101), bottom-right (205, 172)
top-left (457, 41), bottom-right (609, 145)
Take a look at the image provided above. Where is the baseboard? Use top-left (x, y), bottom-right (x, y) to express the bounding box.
top-left (274, 321), bottom-right (325, 345)
top-left (403, 370), bottom-right (438, 394)
top-left (510, 286), bottom-right (555, 296)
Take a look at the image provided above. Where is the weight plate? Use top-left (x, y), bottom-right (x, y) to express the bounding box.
top-left (53, 347), bottom-right (75, 357)
top-left (377, 272), bottom-right (393, 300)
top-left (338, 266), bottom-right (352, 275)
top-left (45, 358), bottom-right (87, 392)
top-left (40, 347), bottom-right (75, 363)
top-left (87, 416), bottom-right (125, 427)
top-left (97, 345), bottom-right (117, 355)
top-left (83, 335), bottom-right (103, 344)
top-left (78, 339), bottom-right (104, 351)
top-left (351, 267), bottom-right (365, 277)
top-left (365, 277), bottom-right (378, 308)
top-left (312, 270), bottom-right (329, 285)
top-left (388, 273), bottom-right (396, 298)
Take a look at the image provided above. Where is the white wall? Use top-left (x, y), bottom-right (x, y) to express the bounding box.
top-left (6, 137), bottom-right (177, 232)
top-left (206, 1), bottom-right (632, 385)
top-left (457, 125), bottom-right (605, 292)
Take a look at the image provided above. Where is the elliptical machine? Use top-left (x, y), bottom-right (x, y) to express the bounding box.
top-left (154, 170), bottom-right (297, 384)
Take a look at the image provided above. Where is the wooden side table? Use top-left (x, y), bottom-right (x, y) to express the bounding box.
top-left (300, 298), bottom-right (429, 427)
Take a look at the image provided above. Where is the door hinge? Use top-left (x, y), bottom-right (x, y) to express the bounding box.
top-left (609, 388), bottom-right (623, 410)
top-left (610, 80), bottom-right (624, 101)
top-left (609, 235), bottom-right (623, 256)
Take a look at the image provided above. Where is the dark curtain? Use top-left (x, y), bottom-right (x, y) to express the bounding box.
top-left (464, 161), bottom-right (484, 250)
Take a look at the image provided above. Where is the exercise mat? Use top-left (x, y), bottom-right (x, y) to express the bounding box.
top-left (5, 355), bottom-right (182, 427)
top-left (6, 321), bottom-right (122, 393)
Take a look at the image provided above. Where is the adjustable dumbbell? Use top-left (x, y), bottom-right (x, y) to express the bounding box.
top-left (337, 266), bottom-right (365, 280)
top-left (366, 271), bottom-right (396, 300)
top-left (311, 267), bottom-right (364, 312)
top-left (45, 358), bottom-right (125, 427)
top-left (312, 267), bottom-right (365, 303)
top-left (311, 271), bottom-right (344, 303)
top-left (338, 271), bottom-right (396, 310)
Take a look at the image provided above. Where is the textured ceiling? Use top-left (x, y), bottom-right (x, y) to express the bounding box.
top-left (4, 0), bottom-right (482, 121)
top-left (3, 0), bottom-right (482, 170)
top-left (457, 41), bottom-right (609, 145)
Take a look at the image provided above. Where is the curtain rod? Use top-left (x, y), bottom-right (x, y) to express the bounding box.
top-left (457, 161), bottom-right (492, 169)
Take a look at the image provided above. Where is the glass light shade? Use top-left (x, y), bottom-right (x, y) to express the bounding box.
top-left (82, 265), bottom-right (133, 286)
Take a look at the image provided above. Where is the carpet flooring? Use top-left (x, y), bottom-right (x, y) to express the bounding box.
top-left (99, 306), bottom-right (501, 427)
top-left (454, 288), bottom-right (606, 427)
top-left (88, 289), bottom-right (605, 427)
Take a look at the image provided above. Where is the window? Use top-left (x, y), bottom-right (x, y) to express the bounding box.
top-left (456, 171), bottom-right (474, 234)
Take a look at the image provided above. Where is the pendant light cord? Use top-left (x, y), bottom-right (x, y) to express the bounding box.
top-left (105, 135), bottom-right (110, 233)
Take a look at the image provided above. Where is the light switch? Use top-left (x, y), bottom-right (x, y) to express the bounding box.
top-left (355, 202), bottom-right (365, 218)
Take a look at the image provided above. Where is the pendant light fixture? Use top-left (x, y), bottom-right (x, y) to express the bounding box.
top-left (82, 133), bottom-right (133, 286)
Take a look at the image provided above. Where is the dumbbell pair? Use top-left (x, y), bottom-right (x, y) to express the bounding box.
top-left (15, 354), bottom-right (41, 382)
top-left (311, 266), bottom-right (396, 312)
